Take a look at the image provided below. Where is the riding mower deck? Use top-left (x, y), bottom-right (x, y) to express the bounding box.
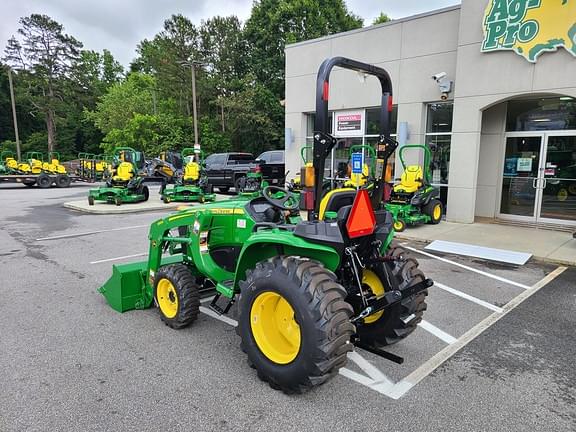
top-left (88, 147), bottom-right (150, 206)
top-left (385, 144), bottom-right (443, 232)
top-left (97, 57), bottom-right (432, 394)
top-left (160, 149), bottom-right (215, 204)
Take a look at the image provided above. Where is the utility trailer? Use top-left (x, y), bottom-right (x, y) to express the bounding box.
top-left (0, 173), bottom-right (73, 188)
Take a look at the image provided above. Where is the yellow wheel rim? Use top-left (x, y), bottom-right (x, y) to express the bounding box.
top-left (156, 278), bottom-right (179, 319)
top-left (558, 189), bottom-right (568, 202)
top-left (394, 220), bottom-right (404, 231)
top-left (433, 204), bottom-right (442, 220)
top-left (250, 292), bottom-right (301, 364)
top-left (362, 270), bottom-right (385, 324)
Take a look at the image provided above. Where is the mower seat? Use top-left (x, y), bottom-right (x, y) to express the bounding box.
top-left (344, 163), bottom-right (369, 188)
top-left (319, 188), bottom-right (356, 220)
top-left (394, 165), bottom-right (424, 194)
top-left (183, 162), bottom-right (200, 182)
top-left (112, 162), bottom-right (134, 183)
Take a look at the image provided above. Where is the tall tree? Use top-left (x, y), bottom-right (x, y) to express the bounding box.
top-left (372, 13), bottom-right (392, 25)
top-left (3, 14), bottom-right (82, 153)
top-left (132, 14), bottom-right (201, 118)
top-left (244, 0), bottom-right (363, 99)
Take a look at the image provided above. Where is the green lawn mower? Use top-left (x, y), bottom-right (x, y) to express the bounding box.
top-left (160, 149), bottom-right (215, 204)
top-left (385, 144), bottom-right (443, 232)
top-left (88, 147), bottom-right (150, 206)
top-left (98, 57), bottom-right (432, 394)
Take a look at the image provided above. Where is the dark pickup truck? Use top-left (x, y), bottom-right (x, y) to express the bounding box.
top-left (205, 151), bottom-right (285, 192)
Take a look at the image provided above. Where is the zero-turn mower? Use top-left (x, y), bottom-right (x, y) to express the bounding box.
top-left (88, 147), bottom-right (150, 206)
top-left (385, 144), bottom-right (443, 232)
top-left (98, 57), bottom-right (432, 394)
top-left (160, 149), bottom-right (215, 204)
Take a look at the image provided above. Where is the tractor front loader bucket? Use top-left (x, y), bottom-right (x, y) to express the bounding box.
top-left (98, 260), bottom-right (149, 313)
top-left (98, 255), bottom-right (184, 313)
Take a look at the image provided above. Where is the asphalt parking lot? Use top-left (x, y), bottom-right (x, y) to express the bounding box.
top-left (1, 183), bottom-right (575, 432)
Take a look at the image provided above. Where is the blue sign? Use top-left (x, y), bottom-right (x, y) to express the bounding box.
top-left (351, 153), bottom-right (363, 174)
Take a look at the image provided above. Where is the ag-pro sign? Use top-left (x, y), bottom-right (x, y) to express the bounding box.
top-left (481, 0), bottom-right (576, 62)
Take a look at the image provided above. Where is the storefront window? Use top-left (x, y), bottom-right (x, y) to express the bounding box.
top-left (506, 97), bottom-right (576, 132)
top-left (427, 103), bottom-right (454, 133)
top-left (365, 107), bottom-right (398, 135)
top-left (425, 102), bottom-right (453, 208)
top-left (305, 108), bottom-right (398, 181)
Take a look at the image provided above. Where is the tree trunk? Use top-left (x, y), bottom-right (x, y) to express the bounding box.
top-left (46, 109), bottom-right (56, 154)
top-left (46, 85), bottom-right (56, 154)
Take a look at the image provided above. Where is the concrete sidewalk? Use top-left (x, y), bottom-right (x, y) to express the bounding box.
top-left (396, 221), bottom-right (576, 266)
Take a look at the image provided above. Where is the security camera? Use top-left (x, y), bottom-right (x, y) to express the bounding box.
top-left (432, 72), bottom-right (447, 82)
top-left (432, 72), bottom-right (453, 99)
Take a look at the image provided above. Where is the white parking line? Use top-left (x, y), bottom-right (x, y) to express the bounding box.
top-left (392, 266), bottom-right (567, 399)
top-left (37, 224), bottom-right (148, 241)
top-left (418, 320), bottom-right (458, 344)
top-left (434, 282), bottom-right (504, 313)
top-left (403, 245), bottom-right (531, 290)
top-left (90, 253), bottom-right (148, 264)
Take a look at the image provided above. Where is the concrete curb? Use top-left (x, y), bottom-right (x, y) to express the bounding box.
top-left (64, 199), bottom-right (182, 214)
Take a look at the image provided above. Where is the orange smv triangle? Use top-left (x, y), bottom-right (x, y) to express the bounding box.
top-left (346, 189), bottom-right (376, 239)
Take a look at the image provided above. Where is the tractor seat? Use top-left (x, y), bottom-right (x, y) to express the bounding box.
top-left (344, 163), bottom-right (369, 188)
top-left (112, 162), bottom-right (134, 183)
top-left (183, 162), bottom-right (200, 182)
top-left (319, 188), bottom-right (356, 220)
top-left (393, 165), bottom-right (424, 194)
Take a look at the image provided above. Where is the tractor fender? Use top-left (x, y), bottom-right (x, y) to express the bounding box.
top-left (233, 230), bottom-right (341, 291)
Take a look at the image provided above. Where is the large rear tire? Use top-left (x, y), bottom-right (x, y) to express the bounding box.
top-left (237, 256), bottom-right (354, 394)
top-left (154, 264), bottom-right (200, 329)
top-left (356, 244), bottom-right (428, 346)
top-left (424, 199), bottom-right (443, 224)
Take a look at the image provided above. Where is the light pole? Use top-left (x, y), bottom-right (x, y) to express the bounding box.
top-left (6, 67), bottom-right (21, 160)
top-left (179, 60), bottom-right (205, 159)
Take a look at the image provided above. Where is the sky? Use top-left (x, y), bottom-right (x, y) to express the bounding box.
top-left (1, 0), bottom-right (461, 68)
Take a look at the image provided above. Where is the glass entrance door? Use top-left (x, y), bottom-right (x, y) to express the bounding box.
top-left (540, 134), bottom-right (576, 222)
top-left (499, 133), bottom-right (576, 225)
top-left (499, 135), bottom-right (543, 221)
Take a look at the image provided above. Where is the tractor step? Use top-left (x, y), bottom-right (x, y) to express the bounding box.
top-left (209, 292), bottom-right (235, 315)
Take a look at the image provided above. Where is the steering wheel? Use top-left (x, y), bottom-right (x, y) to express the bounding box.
top-left (261, 186), bottom-right (299, 211)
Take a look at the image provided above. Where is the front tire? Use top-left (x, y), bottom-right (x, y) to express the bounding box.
top-left (237, 256), bottom-right (354, 394)
top-left (356, 244), bottom-right (428, 346)
top-left (141, 185), bottom-right (149, 202)
top-left (154, 264), bottom-right (200, 329)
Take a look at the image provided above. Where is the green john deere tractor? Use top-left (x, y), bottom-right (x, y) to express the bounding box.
top-left (88, 147), bottom-right (150, 206)
top-left (98, 57), bottom-right (432, 393)
top-left (160, 148), bottom-right (215, 203)
top-left (385, 144), bottom-right (443, 232)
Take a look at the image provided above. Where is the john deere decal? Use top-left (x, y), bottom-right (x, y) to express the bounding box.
top-left (482, 0), bottom-right (576, 62)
